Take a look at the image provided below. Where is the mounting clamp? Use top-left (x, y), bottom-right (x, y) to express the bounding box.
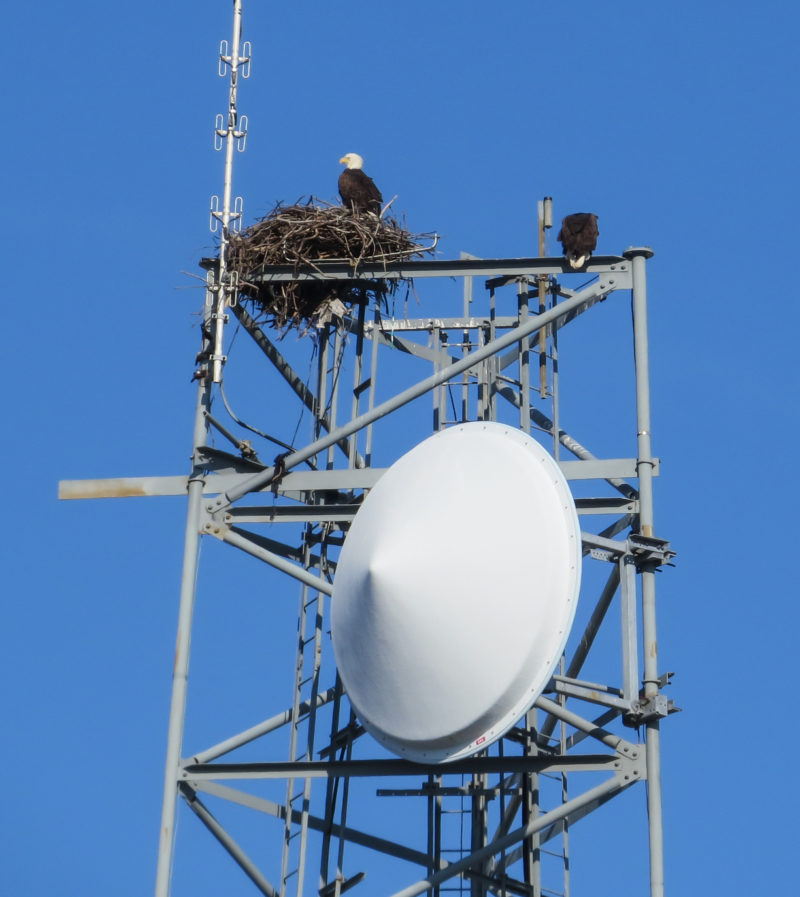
top-left (627, 533), bottom-right (676, 569)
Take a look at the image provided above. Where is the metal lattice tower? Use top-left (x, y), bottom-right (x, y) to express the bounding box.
top-left (59, 5), bottom-right (675, 897)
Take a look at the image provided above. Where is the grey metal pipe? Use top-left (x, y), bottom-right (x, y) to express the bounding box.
top-left (221, 527), bottom-right (334, 595)
top-left (365, 303), bottom-right (381, 465)
top-left (154, 356), bottom-right (214, 897)
top-left (190, 688), bottom-right (336, 765)
top-left (211, 279), bottom-right (617, 510)
top-left (249, 254), bottom-right (628, 282)
top-left (534, 695), bottom-right (636, 757)
top-left (627, 248), bottom-right (656, 538)
top-left (349, 299), bottom-right (367, 466)
top-left (626, 247), bottom-right (665, 897)
top-left (212, 0), bottom-right (245, 384)
top-left (184, 752), bottom-right (619, 780)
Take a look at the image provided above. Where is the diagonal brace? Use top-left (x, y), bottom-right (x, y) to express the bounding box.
top-left (209, 279), bottom-right (618, 512)
top-left (386, 763), bottom-right (640, 897)
top-left (180, 783), bottom-right (279, 897)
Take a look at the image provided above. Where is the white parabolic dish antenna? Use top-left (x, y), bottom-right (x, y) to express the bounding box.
top-left (331, 421), bottom-right (582, 763)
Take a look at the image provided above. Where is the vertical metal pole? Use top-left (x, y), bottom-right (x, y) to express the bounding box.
top-left (365, 305), bottom-right (380, 466)
top-left (431, 326), bottom-right (442, 431)
top-left (625, 247), bottom-right (664, 897)
top-left (558, 656), bottom-right (570, 897)
top-left (476, 327), bottom-right (487, 421)
top-left (438, 332), bottom-right (448, 430)
top-left (627, 247), bottom-right (657, 538)
top-left (462, 266), bottom-right (473, 423)
top-left (550, 288), bottom-right (560, 462)
top-left (212, 0), bottom-right (246, 384)
top-left (316, 327), bottom-right (330, 447)
top-left (326, 329), bottom-right (343, 469)
top-left (154, 280), bottom-right (215, 897)
top-left (537, 199), bottom-right (550, 397)
top-left (470, 773), bottom-right (488, 897)
top-left (433, 777), bottom-right (442, 897)
top-left (619, 556), bottom-right (639, 705)
top-left (426, 775), bottom-right (436, 893)
top-left (462, 326), bottom-right (471, 423)
top-left (349, 299), bottom-right (367, 466)
top-left (487, 296), bottom-right (497, 422)
top-left (518, 281), bottom-right (530, 434)
top-left (521, 708), bottom-right (541, 896)
top-left (333, 742), bottom-right (353, 897)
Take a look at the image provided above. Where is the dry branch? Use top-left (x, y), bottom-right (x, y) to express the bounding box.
top-left (226, 198), bottom-right (436, 334)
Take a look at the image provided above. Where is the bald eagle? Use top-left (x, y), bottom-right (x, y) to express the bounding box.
top-left (339, 153), bottom-right (383, 215)
top-left (558, 213), bottom-right (599, 269)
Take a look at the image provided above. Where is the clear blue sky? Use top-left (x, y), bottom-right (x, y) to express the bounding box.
top-left (4, 1), bottom-right (798, 895)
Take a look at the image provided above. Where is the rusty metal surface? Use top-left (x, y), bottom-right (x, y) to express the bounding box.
top-left (58, 476), bottom-right (190, 500)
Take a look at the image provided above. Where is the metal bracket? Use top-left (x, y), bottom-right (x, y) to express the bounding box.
top-left (626, 533), bottom-right (676, 569)
top-left (626, 694), bottom-right (671, 725)
top-left (613, 751), bottom-right (645, 784)
top-left (236, 115), bottom-right (248, 151)
top-left (624, 674), bottom-right (680, 726)
top-left (201, 504), bottom-right (230, 540)
top-left (582, 531), bottom-right (627, 563)
top-left (589, 547), bottom-right (616, 562)
top-left (319, 872), bottom-right (365, 897)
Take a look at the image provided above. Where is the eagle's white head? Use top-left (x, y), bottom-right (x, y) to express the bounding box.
top-left (339, 152), bottom-right (364, 170)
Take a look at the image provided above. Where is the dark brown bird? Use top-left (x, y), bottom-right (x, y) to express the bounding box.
top-left (338, 152), bottom-right (383, 215)
top-left (558, 213), bottom-right (599, 269)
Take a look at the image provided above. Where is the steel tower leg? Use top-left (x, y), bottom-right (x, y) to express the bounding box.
top-left (626, 247), bottom-right (664, 897)
top-left (154, 278), bottom-right (215, 897)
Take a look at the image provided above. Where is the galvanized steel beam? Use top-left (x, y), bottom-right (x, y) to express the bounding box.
top-left (625, 247), bottom-right (665, 897)
top-left (182, 752), bottom-right (625, 781)
top-left (189, 689), bottom-right (337, 765)
top-left (236, 255), bottom-right (632, 282)
top-left (57, 457), bottom-right (654, 501)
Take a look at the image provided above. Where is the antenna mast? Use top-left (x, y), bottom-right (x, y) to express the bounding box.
top-left (209, 0), bottom-right (250, 383)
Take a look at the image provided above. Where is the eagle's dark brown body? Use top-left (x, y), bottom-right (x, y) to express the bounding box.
top-left (558, 213), bottom-right (599, 268)
top-left (338, 167), bottom-right (383, 215)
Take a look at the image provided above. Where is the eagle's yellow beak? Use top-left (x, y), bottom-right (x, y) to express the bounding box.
top-left (339, 155), bottom-right (348, 165)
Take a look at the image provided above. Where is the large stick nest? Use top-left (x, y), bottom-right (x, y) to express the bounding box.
top-left (226, 199), bottom-right (437, 334)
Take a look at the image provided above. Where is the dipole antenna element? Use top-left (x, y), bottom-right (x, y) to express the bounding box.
top-left (208, 0), bottom-right (251, 383)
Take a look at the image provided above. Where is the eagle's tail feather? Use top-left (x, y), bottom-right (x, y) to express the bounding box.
top-left (568, 253), bottom-right (588, 269)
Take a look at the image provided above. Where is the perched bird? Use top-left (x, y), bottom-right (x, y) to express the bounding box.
top-left (338, 153), bottom-right (383, 215)
top-left (558, 213), bottom-right (599, 269)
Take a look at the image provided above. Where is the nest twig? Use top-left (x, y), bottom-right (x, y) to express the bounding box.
top-left (226, 198), bottom-right (436, 334)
